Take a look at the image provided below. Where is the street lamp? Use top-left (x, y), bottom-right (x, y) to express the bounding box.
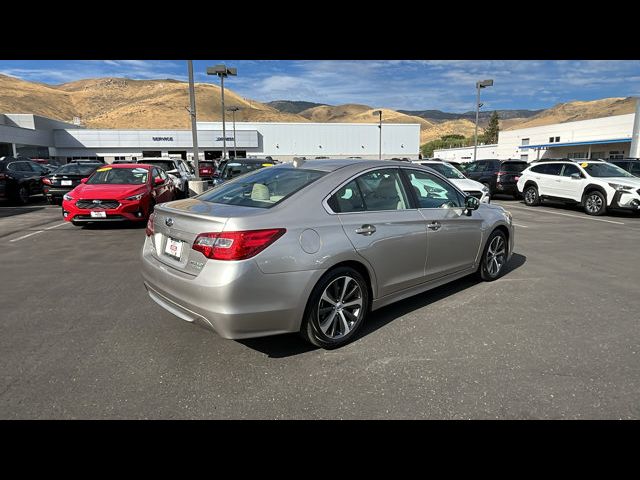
top-left (227, 106), bottom-right (240, 159)
top-left (373, 110), bottom-right (382, 160)
top-left (207, 64), bottom-right (237, 160)
top-left (473, 79), bottom-right (493, 163)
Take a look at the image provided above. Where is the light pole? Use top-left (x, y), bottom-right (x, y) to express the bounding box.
top-left (207, 64), bottom-right (237, 161)
top-left (473, 79), bottom-right (493, 162)
top-left (373, 110), bottom-right (382, 160)
top-left (187, 60), bottom-right (200, 180)
top-left (227, 106), bottom-right (240, 158)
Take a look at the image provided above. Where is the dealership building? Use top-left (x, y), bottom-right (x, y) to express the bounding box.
top-left (0, 113), bottom-right (421, 163)
top-left (434, 101), bottom-right (640, 163)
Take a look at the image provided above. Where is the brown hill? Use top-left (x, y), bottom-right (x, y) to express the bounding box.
top-left (0, 74), bottom-right (309, 128)
top-left (505, 97), bottom-right (637, 130)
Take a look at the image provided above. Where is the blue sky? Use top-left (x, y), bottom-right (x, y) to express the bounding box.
top-left (1, 60), bottom-right (640, 113)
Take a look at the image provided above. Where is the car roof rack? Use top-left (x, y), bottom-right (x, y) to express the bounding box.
top-left (531, 158), bottom-right (606, 163)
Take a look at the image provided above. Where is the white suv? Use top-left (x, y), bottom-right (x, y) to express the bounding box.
top-left (516, 159), bottom-right (640, 216)
top-left (412, 160), bottom-right (490, 203)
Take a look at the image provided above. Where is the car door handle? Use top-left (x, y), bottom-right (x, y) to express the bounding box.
top-left (355, 224), bottom-right (376, 235)
top-left (427, 221), bottom-right (442, 231)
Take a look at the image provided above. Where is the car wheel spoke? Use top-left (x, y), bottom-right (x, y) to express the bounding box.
top-left (338, 311), bottom-right (350, 335)
top-left (319, 311), bottom-right (337, 334)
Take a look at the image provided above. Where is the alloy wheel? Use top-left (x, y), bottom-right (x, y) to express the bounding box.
top-left (486, 235), bottom-right (506, 277)
top-left (525, 188), bottom-right (536, 205)
top-left (317, 276), bottom-right (363, 339)
top-left (585, 194), bottom-right (603, 214)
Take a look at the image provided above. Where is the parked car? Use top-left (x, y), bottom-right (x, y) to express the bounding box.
top-left (141, 159), bottom-right (514, 348)
top-left (132, 157), bottom-right (195, 198)
top-left (212, 158), bottom-right (276, 186)
top-left (69, 158), bottom-right (107, 164)
top-left (609, 158), bottom-right (640, 177)
top-left (197, 161), bottom-right (217, 181)
top-left (0, 156), bottom-right (48, 204)
top-left (463, 159), bottom-right (528, 198)
top-left (62, 164), bottom-right (176, 225)
top-left (412, 160), bottom-right (490, 203)
top-left (42, 162), bottom-right (103, 204)
top-left (517, 159), bottom-right (640, 216)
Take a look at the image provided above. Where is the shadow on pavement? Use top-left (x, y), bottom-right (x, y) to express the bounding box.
top-left (0, 205), bottom-right (46, 218)
top-left (239, 253), bottom-right (527, 358)
top-left (80, 221), bottom-right (147, 230)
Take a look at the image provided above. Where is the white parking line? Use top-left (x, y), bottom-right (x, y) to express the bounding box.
top-left (505, 204), bottom-right (625, 225)
top-left (9, 222), bottom-right (69, 243)
top-left (512, 223), bottom-right (529, 228)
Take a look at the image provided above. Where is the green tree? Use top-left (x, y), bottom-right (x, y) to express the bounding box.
top-left (483, 111), bottom-right (500, 144)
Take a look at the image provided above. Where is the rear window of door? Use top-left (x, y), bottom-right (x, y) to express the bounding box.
top-left (327, 168), bottom-right (409, 213)
top-left (561, 164), bottom-right (582, 177)
top-left (403, 169), bottom-right (464, 209)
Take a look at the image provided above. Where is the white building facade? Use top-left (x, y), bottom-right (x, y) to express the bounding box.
top-left (434, 108), bottom-right (640, 163)
top-left (0, 114), bottom-right (421, 163)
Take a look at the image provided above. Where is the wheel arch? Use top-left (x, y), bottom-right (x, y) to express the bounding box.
top-left (324, 260), bottom-right (376, 306)
top-left (582, 184), bottom-right (608, 205)
top-left (523, 180), bottom-right (538, 190)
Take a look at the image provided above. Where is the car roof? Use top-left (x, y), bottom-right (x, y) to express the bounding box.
top-left (271, 158), bottom-right (424, 173)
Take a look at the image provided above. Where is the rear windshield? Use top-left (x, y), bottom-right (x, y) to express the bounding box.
top-left (200, 167), bottom-right (325, 208)
top-left (142, 160), bottom-right (175, 171)
top-left (87, 167), bottom-right (149, 185)
top-left (55, 163), bottom-right (101, 176)
top-left (221, 161), bottom-right (275, 180)
top-left (501, 162), bottom-right (528, 172)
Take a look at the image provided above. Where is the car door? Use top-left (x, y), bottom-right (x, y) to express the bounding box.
top-left (463, 161), bottom-right (486, 182)
top-left (329, 167), bottom-right (428, 298)
top-left (536, 163), bottom-right (563, 197)
top-left (402, 168), bottom-right (483, 280)
top-left (556, 163), bottom-right (587, 201)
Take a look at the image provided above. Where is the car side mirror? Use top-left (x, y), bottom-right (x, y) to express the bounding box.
top-left (80, 178), bottom-right (88, 184)
top-left (464, 196), bottom-right (480, 214)
top-left (154, 177), bottom-right (164, 185)
top-left (570, 173), bottom-right (581, 180)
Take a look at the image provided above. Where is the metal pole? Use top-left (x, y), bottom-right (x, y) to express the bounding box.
top-left (187, 60), bottom-right (200, 180)
top-left (473, 84), bottom-right (480, 163)
top-left (630, 96), bottom-right (640, 158)
top-left (232, 110), bottom-right (237, 158)
top-left (220, 74), bottom-right (227, 160)
top-left (378, 112), bottom-right (382, 160)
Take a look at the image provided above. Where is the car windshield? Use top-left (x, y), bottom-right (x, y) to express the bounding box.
top-left (583, 162), bottom-right (634, 178)
top-left (87, 167), bottom-right (149, 185)
top-left (501, 162), bottom-right (528, 172)
top-left (142, 160), bottom-right (175, 172)
top-left (424, 163), bottom-right (465, 179)
top-left (221, 161), bottom-right (274, 180)
top-left (55, 163), bottom-right (101, 176)
top-left (200, 167), bottom-right (325, 208)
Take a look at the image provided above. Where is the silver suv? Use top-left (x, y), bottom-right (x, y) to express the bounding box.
top-left (135, 157), bottom-right (195, 198)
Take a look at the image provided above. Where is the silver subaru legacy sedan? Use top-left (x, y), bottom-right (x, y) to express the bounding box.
top-left (141, 159), bottom-right (514, 348)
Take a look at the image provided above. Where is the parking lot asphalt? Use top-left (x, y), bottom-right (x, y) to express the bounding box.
top-left (1, 195), bottom-right (639, 419)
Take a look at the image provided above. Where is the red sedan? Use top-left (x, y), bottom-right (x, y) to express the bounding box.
top-left (62, 164), bottom-right (176, 225)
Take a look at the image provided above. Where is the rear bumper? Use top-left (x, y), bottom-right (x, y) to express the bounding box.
top-left (495, 183), bottom-right (519, 194)
top-left (140, 237), bottom-right (323, 339)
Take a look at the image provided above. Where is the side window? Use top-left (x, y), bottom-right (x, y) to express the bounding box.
top-left (404, 169), bottom-right (464, 209)
top-left (355, 169), bottom-right (409, 211)
top-left (486, 161), bottom-right (499, 171)
top-left (159, 169), bottom-right (168, 181)
top-left (463, 162), bottom-right (480, 173)
top-left (530, 165), bottom-right (545, 174)
top-left (152, 167), bottom-right (161, 182)
top-left (629, 163), bottom-right (640, 175)
top-left (328, 180), bottom-right (366, 213)
top-left (544, 164), bottom-right (563, 176)
top-left (561, 164), bottom-right (581, 177)
top-left (18, 162), bottom-right (34, 172)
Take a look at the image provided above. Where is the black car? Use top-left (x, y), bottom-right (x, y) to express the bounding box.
top-left (197, 161), bottom-right (217, 181)
top-left (462, 159), bottom-right (528, 197)
top-left (0, 156), bottom-right (48, 204)
top-left (609, 158), bottom-right (640, 177)
top-left (212, 159), bottom-right (276, 186)
top-left (42, 162), bottom-right (103, 205)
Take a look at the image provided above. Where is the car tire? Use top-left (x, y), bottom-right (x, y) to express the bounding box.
top-left (477, 230), bottom-right (509, 282)
top-left (15, 184), bottom-right (30, 205)
top-left (300, 266), bottom-right (370, 349)
top-left (523, 185), bottom-right (540, 206)
top-left (583, 190), bottom-right (607, 216)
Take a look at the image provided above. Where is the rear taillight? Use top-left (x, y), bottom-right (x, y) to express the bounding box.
top-left (42, 178), bottom-right (52, 185)
top-left (145, 212), bottom-right (155, 236)
top-left (192, 228), bottom-right (286, 261)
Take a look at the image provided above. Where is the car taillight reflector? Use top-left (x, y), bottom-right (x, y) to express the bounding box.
top-left (192, 228), bottom-right (286, 261)
top-left (145, 212), bottom-right (155, 236)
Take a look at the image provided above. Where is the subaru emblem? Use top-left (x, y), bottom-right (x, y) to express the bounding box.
top-left (165, 217), bottom-right (174, 227)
